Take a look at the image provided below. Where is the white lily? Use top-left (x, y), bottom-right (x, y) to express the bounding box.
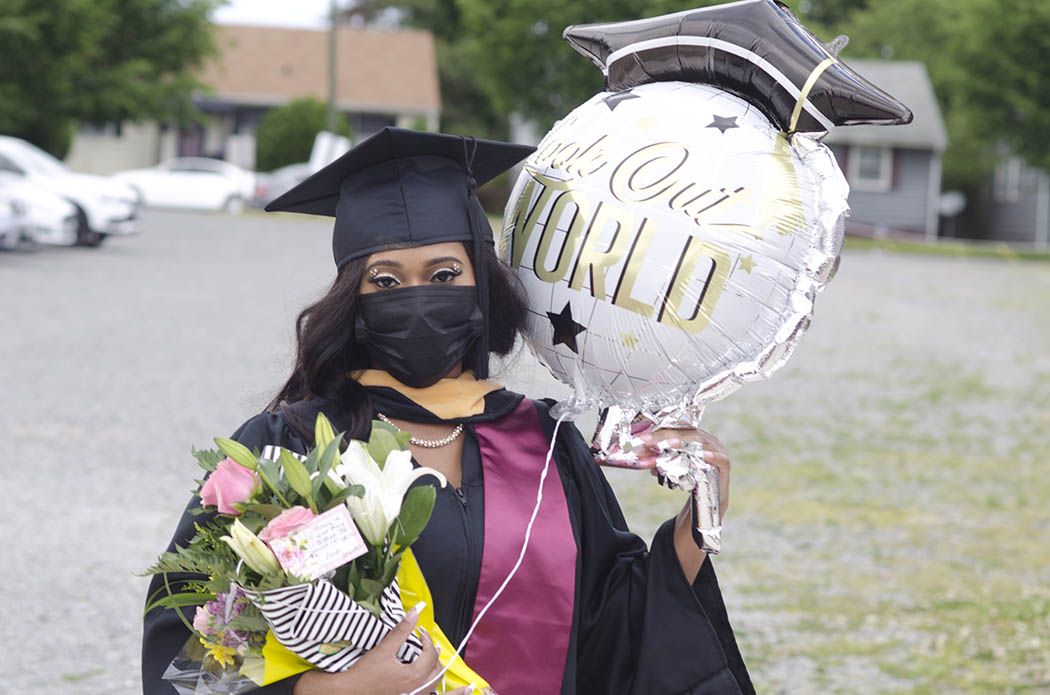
top-left (221, 519), bottom-right (281, 576)
top-left (334, 441), bottom-right (446, 545)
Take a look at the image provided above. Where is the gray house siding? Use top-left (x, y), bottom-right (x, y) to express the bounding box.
top-left (828, 145), bottom-right (933, 234)
top-left (975, 166), bottom-right (1049, 246)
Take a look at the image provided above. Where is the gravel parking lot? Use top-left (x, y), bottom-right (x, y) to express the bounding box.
top-left (3, 209), bottom-right (1047, 694)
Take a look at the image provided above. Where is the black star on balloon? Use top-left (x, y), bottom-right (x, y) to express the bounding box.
top-left (547, 302), bottom-right (587, 354)
top-left (602, 90), bottom-right (640, 111)
top-left (707, 114), bottom-right (738, 133)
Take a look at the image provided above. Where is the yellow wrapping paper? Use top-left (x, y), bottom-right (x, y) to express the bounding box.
top-left (248, 549), bottom-right (489, 692)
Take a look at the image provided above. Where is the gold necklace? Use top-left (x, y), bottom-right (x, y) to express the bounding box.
top-left (376, 413), bottom-right (464, 448)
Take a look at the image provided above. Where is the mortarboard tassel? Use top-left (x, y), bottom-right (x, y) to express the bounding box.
top-left (462, 137), bottom-right (492, 380)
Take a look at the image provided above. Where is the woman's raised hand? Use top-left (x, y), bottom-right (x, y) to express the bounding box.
top-left (292, 602), bottom-right (472, 695)
top-left (637, 428), bottom-right (731, 518)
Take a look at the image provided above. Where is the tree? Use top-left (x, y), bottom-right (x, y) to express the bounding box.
top-left (0, 0), bottom-right (221, 157)
top-left (454, 0), bottom-right (820, 133)
top-left (254, 98), bottom-right (351, 173)
top-left (834, 0), bottom-right (1050, 190)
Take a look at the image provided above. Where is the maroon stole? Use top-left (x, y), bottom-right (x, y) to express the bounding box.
top-left (470, 400), bottom-right (577, 695)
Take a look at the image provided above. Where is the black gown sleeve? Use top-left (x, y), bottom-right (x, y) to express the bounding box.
top-left (141, 412), bottom-right (309, 695)
top-left (537, 401), bottom-right (754, 695)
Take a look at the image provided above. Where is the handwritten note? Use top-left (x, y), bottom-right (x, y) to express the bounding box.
top-left (268, 506), bottom-right (368, 580)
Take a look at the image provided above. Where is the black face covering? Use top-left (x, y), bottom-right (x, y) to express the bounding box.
top-left (355, 285), bottom-right (484, 389)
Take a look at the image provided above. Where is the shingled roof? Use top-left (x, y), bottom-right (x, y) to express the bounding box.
top-left (199, 24), bottom-right (440, 114)
top-left (823, 60), bottom-right (947, 152)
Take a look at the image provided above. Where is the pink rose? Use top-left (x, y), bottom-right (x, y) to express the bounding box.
top-left (199, 458), bottom-right (257, 515)
top-left (259, 506), bottom-right (316, 543)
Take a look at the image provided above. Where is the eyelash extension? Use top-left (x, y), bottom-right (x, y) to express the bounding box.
top-left (431, 263), bottom-right (462, 281)
top-left (367, 271), bottom-right (399, 286)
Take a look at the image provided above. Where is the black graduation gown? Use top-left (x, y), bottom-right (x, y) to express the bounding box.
top-left (142, 388), bottom-right (754, 695)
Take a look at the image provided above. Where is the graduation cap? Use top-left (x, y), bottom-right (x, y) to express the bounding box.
top-left (564, 0), bottom-right (913, 133)
top-left (266, 126), bottom-right (535, 380)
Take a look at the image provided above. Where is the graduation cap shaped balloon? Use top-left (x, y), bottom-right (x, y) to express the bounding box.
top-left (563, 0), bottom-right (913, 133)
top-left (266, 126), bottom-right (535, 378)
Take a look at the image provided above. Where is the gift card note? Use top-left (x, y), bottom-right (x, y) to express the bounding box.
top-left (268, 506), bottom-right (368, 580)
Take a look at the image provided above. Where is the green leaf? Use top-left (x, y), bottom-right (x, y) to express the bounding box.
top-left (360, 578), bottom-right (386, 600)
top-left (214, 438), bottom-right (258, 470)
top-left (380, 556), bottom-right (401, 587)
top-left (303, 446), bottom-right (320, 476)
top-left (317, 436), bottom-right (343, 494)
top-left (396, 486), bottom-right (436, 544)
top-left (191, 447), bottom-right (225, 472)
top-left (367, 427), bottom-right (401, 469)
top-left (393, 430), bottom-right (412, 449)
top-left (372, 420), bottom-right (411, 450)
top-left (280, 449), bottom-right (314, 508)
top-left (322, 484), bottom-right (365, 511)
top-left (237, 503), bottom-right (284, 520)
top-left (314, 413), bottom-right (336, 450)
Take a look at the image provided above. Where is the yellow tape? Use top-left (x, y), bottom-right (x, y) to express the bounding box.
top-left (789, 56), bottom-right (837, 134)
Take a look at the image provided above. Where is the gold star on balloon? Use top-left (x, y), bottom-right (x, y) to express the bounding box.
top-left (738, 254), bottom-right (757, 274)
top-left (635, 115), bottom-right (658, 132)
top-left (621, 331), bottom-right (640, 349)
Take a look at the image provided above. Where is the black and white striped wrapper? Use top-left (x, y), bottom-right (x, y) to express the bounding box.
top-left (240, 578), bottom-right (423, 671)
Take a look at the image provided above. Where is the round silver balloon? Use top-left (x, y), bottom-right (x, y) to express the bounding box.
top-left (500, 81), bottom-right (848, 428)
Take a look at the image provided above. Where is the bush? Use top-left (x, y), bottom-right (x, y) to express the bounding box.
top-left (254, 98), bottom-right (351, 172)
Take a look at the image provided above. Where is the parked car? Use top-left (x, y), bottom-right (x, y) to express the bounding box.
top-left (0, 135), bottom-right (140, 246)
top-left (0, 188), bottom-right (24, 251)
top-left (0, 172), bottom-right (79, 246)
top-left (251, 162), bottom-right (312, 208)
top-left (113, 157), bottom-right (255, 213)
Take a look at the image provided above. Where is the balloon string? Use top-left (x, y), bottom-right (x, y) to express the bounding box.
top-left (407, 414), bottom-right (567, 695)
top-left (789, 56), bottom-right (836, 134)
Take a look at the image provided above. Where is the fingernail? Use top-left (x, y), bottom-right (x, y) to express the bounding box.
top-left (409, 601), bottom-right (426, 617)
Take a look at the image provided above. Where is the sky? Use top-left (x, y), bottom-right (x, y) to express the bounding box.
top-left (212, 0), bottom-right (333, 29)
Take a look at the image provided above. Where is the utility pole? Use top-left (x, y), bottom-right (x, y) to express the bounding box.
top-left (326, 0), bottom-right (338, 133)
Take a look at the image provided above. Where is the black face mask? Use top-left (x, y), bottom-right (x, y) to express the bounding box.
top-left (355, 285), bottom-right (484, 389)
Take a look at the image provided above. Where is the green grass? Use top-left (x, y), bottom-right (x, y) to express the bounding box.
top-left (843, 235), bottom-right (1050, 262)
top-left (601, 248), bottom-right (1050, 694)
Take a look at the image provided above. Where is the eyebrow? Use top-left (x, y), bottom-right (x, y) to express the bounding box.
top-left (425, 256), bottom-right (464, 266)
top-left (366, 259), bottom-right (402, 271)
top-left (366, 255), bottom-right (464, 272)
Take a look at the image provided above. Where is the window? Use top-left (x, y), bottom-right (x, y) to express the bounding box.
top-left (848, 146), bottom-right (893, 192)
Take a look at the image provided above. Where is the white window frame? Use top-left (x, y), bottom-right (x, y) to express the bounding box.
top-left (848, 145), bottom-right (893, 193)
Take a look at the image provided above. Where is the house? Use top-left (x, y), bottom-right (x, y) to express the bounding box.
top-left (822, 60), bottom-right (948, 241)
top-left (65, 24), bottom-right (440, 174)
top-left (971, 151), bottom-right (1050, 250)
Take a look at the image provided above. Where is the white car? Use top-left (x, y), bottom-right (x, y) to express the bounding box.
top-left (0, 188), bottom-right (23, 251)
top-left (0, 172), bottom-right (79, 246)
top-left (113, 157), bottom-right (255, 213)
top-left (0, 135), bottom-right (140, 246)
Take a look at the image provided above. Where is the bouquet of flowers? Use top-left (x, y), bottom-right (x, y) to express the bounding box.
top-left (145, 414), bottom-right (482, 694)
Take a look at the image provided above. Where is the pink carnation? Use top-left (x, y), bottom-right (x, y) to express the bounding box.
top-left (259, 506), bottom-right (316, 543)
top-left (200, 458), bottom-right (257, 515)
top-left (193, 605), bottom-right (214, 635)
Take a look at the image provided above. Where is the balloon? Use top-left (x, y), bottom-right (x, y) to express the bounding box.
top-left (501, 1), bottom-right (912, 552)
top-left (563, 0), bottom-right (913, 134)
top-left (501, 81), bottom-right (847, 432)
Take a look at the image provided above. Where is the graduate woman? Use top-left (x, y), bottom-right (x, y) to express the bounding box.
top-left (142, 128), bottom-right (754, 695)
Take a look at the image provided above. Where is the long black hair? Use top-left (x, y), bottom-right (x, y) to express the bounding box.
top-left (268, 240), bottom-right (529, 439)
